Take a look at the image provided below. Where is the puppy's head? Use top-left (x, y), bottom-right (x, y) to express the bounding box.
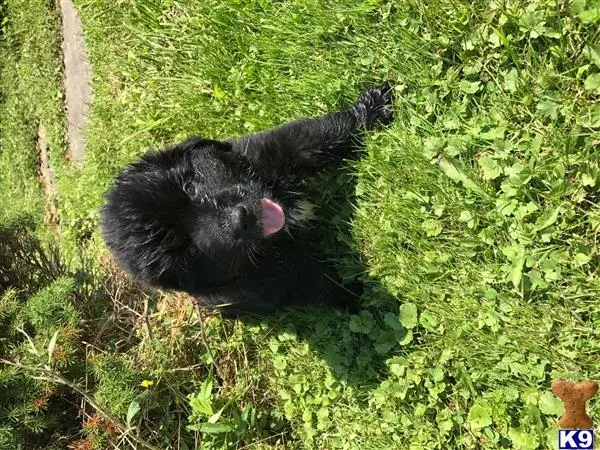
top-left (100, 137), bottom-right (286, 292)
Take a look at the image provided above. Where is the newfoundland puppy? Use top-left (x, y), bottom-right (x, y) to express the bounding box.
top-left (100, 82), bottom-right (394, 316)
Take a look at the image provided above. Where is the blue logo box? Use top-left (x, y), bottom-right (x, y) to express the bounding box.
top-left (559, 430), bottom-right (594, 450)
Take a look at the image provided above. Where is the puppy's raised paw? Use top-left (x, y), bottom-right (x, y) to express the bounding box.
top-left (353, 81), bottom-right (394, 129)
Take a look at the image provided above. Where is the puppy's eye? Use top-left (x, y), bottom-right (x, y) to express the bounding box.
top-left (187, 246), bottom-right (199, 258)
top-left (183, 181), bottom-right (197, 197)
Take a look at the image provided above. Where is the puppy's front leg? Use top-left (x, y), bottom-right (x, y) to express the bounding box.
top-left (231, 82), bottom-right (394, 176)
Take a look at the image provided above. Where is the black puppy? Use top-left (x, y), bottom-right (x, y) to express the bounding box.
top-left (100, 83), bottom-right (393, 316)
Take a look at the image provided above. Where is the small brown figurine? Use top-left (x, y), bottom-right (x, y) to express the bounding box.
top-left (551, 379), bottom-right (598, 429)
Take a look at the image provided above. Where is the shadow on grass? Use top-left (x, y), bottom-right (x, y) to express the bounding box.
top-left (240, 162), bottom-right (401, 387)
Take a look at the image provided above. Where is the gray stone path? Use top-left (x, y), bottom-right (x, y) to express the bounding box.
top-left (59, 0), bottom-right (91, 169)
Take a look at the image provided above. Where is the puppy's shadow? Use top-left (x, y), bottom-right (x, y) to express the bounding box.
top-left (247, 165), bottom-right (399, 386)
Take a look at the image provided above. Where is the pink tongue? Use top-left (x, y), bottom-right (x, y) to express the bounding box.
top-left (260, 198), bottom-right (285, 237)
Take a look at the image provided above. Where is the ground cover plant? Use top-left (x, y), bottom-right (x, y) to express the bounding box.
top-left (1, 0), bottom-right (600, 448)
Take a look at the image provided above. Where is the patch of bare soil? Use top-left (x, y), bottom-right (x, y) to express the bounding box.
top-left (36, 123), bottom-right (60, 226)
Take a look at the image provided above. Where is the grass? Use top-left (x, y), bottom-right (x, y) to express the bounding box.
top-left (2, 0), bottom-right (600, 448)
top-left (0, 0), bottom-right (67, 227)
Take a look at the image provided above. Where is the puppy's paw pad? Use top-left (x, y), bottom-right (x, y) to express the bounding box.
top-left (375, 101), bottom-right (394, 126)
top-left (355, 81), bottom-right (395, 128)
top-left (374, 82), bottom-right (393, 105)
top-left (360, 83), bottom-right (393, 108)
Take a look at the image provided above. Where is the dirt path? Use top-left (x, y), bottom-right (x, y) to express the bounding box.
top-left (37, 123), bottom-right (60, 226)
top-left (59, 0), bottom-right (91, 169)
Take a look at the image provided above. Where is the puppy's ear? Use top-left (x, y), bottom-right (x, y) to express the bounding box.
top-left (183, 136), bottom-right (232, 152)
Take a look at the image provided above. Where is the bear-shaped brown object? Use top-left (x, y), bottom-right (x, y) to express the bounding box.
top-left (551, 379), bottom-right (598, 429)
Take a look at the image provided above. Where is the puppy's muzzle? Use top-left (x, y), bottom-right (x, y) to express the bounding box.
top-left (231, 204), bottom-right (257, 237)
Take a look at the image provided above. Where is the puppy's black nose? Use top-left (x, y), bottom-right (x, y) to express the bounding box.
top-left (231, 204), bottom-right (256, 237)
